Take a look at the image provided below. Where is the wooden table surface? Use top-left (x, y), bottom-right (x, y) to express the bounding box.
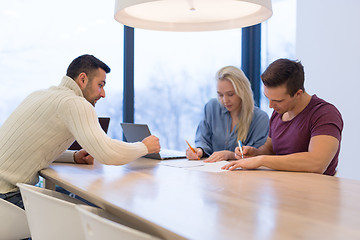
top-left (40, 158), bottom-right (360, 240)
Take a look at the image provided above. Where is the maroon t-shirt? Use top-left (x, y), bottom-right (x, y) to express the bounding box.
top-left (269, 95), bottom-right (343, 176)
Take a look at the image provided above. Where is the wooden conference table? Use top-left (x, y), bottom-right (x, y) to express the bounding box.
top-left (40, 157), bottom-right (360, 240)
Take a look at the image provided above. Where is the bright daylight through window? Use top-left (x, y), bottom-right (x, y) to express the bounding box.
top-left (0, 0), bottom-right (296, 151)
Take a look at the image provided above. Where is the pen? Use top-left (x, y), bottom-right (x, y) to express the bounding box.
top-left (186, 140), bottom-right (200, 160)
top-left (238, 140), bottom-right (244, 159)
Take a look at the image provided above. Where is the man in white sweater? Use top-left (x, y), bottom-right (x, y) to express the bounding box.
top-left (0, 54), bottom-right (160, 208)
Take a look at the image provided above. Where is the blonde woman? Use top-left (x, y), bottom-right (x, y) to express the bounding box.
top-left (186, 66), bottom-right (269, 162)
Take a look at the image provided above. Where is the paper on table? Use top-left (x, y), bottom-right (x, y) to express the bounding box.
top-left (187, 161), bottom-right (228, 172)
top-left (158, 159), bottom-right (228, 172)
top-left (158, 159), bottom-right (205, 168)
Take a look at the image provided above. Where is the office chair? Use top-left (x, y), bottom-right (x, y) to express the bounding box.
top-left (76, 205), bottom-right (161, 240)
top-left (17, 183), bottom-right (87, 240)
top-left (0, 197), bottom-right (31, 240)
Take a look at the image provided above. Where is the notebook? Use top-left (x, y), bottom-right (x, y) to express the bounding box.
top-left (120, 123), bottom-right (186, 160)
top-left (68, 117), bottom-right (110, 150)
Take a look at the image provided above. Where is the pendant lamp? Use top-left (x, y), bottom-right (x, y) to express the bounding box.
top-left (114, 0), bottom-right (272, 32)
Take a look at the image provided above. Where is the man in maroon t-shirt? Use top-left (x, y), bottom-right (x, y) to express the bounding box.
top-left (223, 59), bottom-right (343, 176)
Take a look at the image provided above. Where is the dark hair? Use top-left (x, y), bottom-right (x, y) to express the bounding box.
top-left (261, 58), bottom-right (305, 96)
top-left (66, 54), bottom-right (111, 80)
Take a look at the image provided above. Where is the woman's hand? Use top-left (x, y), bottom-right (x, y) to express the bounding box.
top-left (204, 150), bottom-right (234, 162)
top-left (186, 147), bottom-right (203, 160)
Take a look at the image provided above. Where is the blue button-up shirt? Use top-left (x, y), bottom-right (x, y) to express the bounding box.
top-left (195, 99), bottom-right (269, 156)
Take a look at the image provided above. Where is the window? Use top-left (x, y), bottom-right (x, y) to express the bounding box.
top-left (134, 29), bottom-right (242, 150)
top-left (0, 0), bottom-right (123, 138)
top-left (2, 0), bottom-right (296, 149)
top-left (260, 0), bottom-right (297, 115)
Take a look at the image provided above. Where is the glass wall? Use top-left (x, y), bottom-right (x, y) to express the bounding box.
top-left (1, 0), bottom-right (297, 149)
top-left (134, 29), bottom-right (242, 151)
top-left (0, 0), bottom-right (123, 138)
top-left (260, 0), bottom-right (297, 115)
top-left (134, 0), bottom-right (297, 151)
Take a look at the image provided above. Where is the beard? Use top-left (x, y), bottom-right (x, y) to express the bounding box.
top-left (82, 87), bottom-right (98, 106)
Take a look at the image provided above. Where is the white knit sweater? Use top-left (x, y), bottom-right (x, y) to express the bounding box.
top-left (0, 76), bottom-right (148, 193)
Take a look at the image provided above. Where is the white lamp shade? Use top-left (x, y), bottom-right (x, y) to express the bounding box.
top-left (114, 0), bottom-right (273, 32)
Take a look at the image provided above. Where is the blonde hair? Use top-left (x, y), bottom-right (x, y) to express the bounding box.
top-left (216, 66), bottom-right (254, 142)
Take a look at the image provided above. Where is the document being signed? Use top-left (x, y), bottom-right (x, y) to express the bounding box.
top-left (158, 159), bottom-right (229, 172)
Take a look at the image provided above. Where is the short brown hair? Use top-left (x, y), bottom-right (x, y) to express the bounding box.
top-left (261, 58), bottom-right (305, 96)
top-left (66, 54), bottom-right (110, 80)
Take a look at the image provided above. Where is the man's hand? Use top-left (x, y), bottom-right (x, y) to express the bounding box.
top-left (74, 149), bottom-right (94, 165)
top-left (222, 156), bottom-right (263, 171)
top-left (142, 135), bottom-right (161, 154)
top-left (235, 146), bottom-right (258, 159)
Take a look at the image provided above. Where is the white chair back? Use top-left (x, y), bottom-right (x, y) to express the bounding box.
top-left (76, 205), bottom-right (161, 240)
top-left (17, 183), bottom-right (86, 240)
top-left (0, 197), bottom-right (31, 240)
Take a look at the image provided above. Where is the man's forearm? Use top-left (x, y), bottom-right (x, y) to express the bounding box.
top-left (260, 152), bottom-right (328, 174)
